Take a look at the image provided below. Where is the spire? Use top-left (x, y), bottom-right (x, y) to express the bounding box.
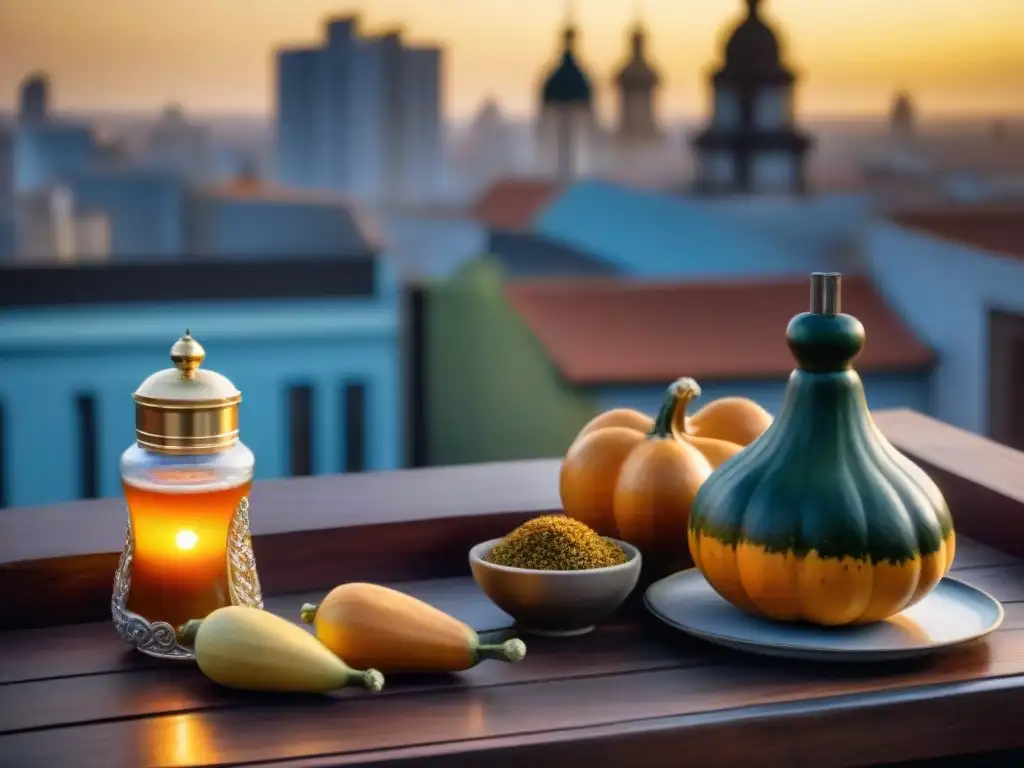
top-left (747, 0), bottom-right (763, 16)
top-left (629, 0), bottom-right (646, 54)
top-left (631, 24), bottom-right (645, 55)
top-left (562, 0), bottom-right (577, 49)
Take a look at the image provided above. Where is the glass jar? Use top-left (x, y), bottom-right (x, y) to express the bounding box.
top-left (112, 331), bottom-right (263, 660)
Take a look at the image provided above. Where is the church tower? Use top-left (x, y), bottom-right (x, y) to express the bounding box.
top-left (537, 22), bottom-right (595, 180)
top-left (614, 22), bottom-right (661, 142)
top-left (691, 0), bottom-right (812, 195)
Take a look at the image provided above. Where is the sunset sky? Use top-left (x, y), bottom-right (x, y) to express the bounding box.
top-left (1, 0), bottom-right (1021, 121)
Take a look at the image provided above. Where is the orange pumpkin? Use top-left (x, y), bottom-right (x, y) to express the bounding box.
top-left (574, 408), bottom-right (653, 443)
top-left (686, 397), bottom-right (772, 447)
top-left (560, 378), bottom-right (734, 547)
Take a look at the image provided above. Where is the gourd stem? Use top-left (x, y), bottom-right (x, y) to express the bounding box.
top-left (476, 638), bottom-right (527, 664)
top-left (350, 668), bottom-right (385, 692)
top-left (299, 603), bottom-right (318, 624)
top-left (651, 377), bottom-right (701, 439)
top-left (810, 272), bottom-right (841, 316)
top-left (176, 619), bottom-right (202, 646)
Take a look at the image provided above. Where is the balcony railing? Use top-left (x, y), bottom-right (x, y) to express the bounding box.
top-left (2, 408), bottom-right (1024, 766)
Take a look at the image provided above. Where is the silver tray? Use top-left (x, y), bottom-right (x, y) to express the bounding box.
top-left (645, 568), bottom-right (1004, 662)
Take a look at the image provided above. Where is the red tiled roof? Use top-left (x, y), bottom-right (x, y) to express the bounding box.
top-left (504, 276), bottom-right (934, 385)
top-left (890, 204), bottom-right (1024, 262)
top-left (470, 178), bottom-right (561, 231)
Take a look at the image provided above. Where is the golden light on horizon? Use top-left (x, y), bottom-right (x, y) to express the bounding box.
top-left (0, 0), bottom-right (1021, 119)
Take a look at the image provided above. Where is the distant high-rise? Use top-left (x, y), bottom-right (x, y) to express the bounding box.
top-left (274, 16), bottom-right (443, 205)
top-left (275, 47), bottom-right (322, 189)
top-left (890, 92), bottom-right (916, 137)
top-left (537, 24), bottom-right (596, 181)
top-left (691, 0), bottom-right (812, 195)
top-left (19, 73), bottom-right (50, 124)
top-left (614, 23), bottom-right (661, 142)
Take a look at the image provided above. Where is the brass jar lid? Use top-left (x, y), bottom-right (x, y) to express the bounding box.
top-left (132, 330), bottom-right (241, 455)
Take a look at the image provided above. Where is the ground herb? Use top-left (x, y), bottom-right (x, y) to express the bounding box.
top-left (486, 515), bottom-right (628, 571)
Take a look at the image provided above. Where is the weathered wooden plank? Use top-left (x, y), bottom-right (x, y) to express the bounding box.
top-left (2, 628), bottom-right (1023, 768)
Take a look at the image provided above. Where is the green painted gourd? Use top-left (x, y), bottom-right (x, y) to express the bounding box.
top-left (687, 272), bottom-right (955, 627)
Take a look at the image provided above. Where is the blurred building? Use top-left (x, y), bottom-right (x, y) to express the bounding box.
top-left (530, 179), bottom-right (863, 277)
top-left (469, 178), bottom-right (617, 278)
top-left (13, 185), bottom-right (112, 263)
top-left (614, 22), bottom-right (661, 145)
top-left (13, 120), bottom-right (96, 193)
top-left (0, 251), bottom-right (401, 508)
top-left (0, 123), bottom-right (14, 214)
top-left (691, 0), bottom-right (812, 195)
top-left (188, 175), bottom-right (380, 258)
top-left (451, 98), bottom-right (519, 196)
top-left (138, 104), bottom-right (213, 183)
top-left (864, 203), bottom-right (1024, 448)
top-left (275, 16), bottom-right (443, 205)
top-left (18, 73), bottom-right (50, 124)
top-left (66, 167), bottom-right (186, 258)
top-left (536, 24), bottom-right (598, 181)
top-left (411, 260), bottom-right (934, 466)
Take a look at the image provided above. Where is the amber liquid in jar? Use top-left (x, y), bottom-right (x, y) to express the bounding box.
top-left (123, 471), bottom-right (251, 629)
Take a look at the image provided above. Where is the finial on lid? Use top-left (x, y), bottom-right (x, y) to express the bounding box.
top-left (170, 329), bottom-right (206, 380)
top-left (810, 273), bottom-right (841, 316)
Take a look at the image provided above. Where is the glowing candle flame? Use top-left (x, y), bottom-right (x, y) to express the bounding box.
top-left (175, 529), bottom-right (199, 551)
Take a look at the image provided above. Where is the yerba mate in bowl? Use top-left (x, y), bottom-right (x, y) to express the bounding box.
top-left (470, 515), bottom-right (641, 637)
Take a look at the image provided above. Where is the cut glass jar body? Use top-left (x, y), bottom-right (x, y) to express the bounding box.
top-left (112, 332), bottom-right (263, 660)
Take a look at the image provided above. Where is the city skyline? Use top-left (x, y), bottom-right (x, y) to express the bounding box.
top-left (1, 0), bottom-right (1022, 122)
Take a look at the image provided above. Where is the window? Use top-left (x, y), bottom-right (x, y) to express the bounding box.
top-left (754, 88), bottom-right (790, 130)
top-left (0, 400), bottom-right (6, 508)
top-left (342, 382), bottom-right (367, 473)
top-left (75, 394), bottom-right (99, 500)
top-left (287, 384), bottom-right (315, 477)
top-left (713, 87), bottom-right (740, 130)
top-left (989, 310), bottom-right (1024, 451)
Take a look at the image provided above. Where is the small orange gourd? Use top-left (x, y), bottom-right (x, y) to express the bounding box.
top-left (561, 378), bottom-right (735, 545)
top-left (686, 396), bottom-right (772, 447)
top-left (300, 583), bottom-right (526, 673)
top-left (612, 379), bottom-right (716, 567)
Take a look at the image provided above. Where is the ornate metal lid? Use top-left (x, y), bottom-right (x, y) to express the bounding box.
top-left (134, 330), bottom-right (240, 406)
top-left (132, 331), bottom-right (241, 454)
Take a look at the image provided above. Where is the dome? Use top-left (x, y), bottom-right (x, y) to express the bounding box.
top-left (616, 25), bottom-right (660, 89)
top-left (720, 0), bottom-right (790, 80)
top-left (542, 27), bottom-right (592, 105)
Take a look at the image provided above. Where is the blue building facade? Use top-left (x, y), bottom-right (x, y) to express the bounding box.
top-left (865, 220), bottom-right (1024, 436)
top-left (0, 260), bottom-right (402, 509)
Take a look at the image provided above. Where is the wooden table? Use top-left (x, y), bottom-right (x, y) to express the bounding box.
top-left (3, 409), bottom-right (1024, 768)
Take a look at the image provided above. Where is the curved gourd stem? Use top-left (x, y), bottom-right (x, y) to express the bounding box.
top-left (299, 603), bottom-right (318, 624)
top-left (647, 376), bottom-right (701, 440)
top-left (177, 619), bottom-right (203, 646)
top-left (474, 637), bottom-right (527, 664)
top-left (352, 668), bottom-right (385, 692)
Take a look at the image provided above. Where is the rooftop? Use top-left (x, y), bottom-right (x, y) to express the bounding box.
top-left (504, 275), bottom-right (934, 384)
top-left (470, 178), bottom-right (562, 231)
top-left (890, 203), bottom-right (1024, 262)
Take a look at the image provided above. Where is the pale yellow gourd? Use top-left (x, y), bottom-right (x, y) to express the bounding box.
top-left (177, 605), bottom-right (384, 694)
top-left (301, 582), bottom-right (527, 673)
